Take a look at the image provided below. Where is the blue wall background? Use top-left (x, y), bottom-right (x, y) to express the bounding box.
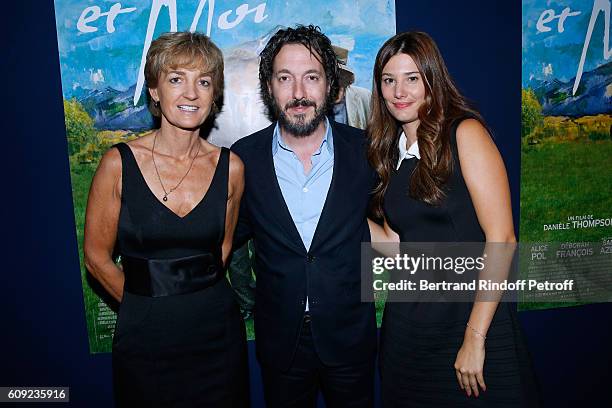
top-left (3, 1), bottom-right (611, 406)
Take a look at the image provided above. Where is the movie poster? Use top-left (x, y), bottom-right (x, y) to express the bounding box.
top-left (520, 0), bottom-right (612, 310)
top-left (53, 0), bottom-right (396, 353)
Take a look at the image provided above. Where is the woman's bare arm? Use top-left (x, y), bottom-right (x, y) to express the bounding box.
top-left (222, 151), bottom-right (245, 266)
top-left (83, 148), bottom-right (125, 302)
top-left (453, 119), bottom-right (516, 397)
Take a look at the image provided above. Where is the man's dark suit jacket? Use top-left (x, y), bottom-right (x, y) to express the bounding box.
top-left (231, 120), bottom-right (377, 371)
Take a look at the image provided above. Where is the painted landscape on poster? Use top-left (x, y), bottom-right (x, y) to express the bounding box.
top-left (54, 0), bottom-right (396, 352)
top-left (520, 0), bottom-right (612, 310)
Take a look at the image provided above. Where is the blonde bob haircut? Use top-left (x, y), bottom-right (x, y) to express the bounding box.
top-left (145, 31), bottom-right (224, 117)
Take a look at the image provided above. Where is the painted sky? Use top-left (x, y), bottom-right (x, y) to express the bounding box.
top-left (54, 0), bottom-right (396, 97)
top-left (522, 0), bottom-right (610, 87)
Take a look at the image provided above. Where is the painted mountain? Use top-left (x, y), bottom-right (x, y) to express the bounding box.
top-left (75, 85), bottom-right (154, 131)
top-left (531, 61), bottom-right (612, 117)
top-left (70, 25), bottom-right (283, 141)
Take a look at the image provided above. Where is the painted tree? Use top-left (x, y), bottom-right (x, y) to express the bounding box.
top-left (521, 88), bottom-right (543, 140)
top-left (63, 98), bottom-right (97, 156)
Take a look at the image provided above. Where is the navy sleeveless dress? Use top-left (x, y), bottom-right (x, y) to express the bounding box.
top-left (380, 119), bottom-right (540, 407)
top-left (111, 143), bottom-right (249, 407)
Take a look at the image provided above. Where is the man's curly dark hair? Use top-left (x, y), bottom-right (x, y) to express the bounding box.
top-left (259, 25), bottom-right (340, 121)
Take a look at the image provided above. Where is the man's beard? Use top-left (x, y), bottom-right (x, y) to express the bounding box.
top-left (275, 97), bottom-right (331, 138)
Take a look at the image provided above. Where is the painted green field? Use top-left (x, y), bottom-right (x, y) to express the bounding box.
top-left (520, 140), bottom-right (612, 242)
top-left (519, 139), bottom-right (612, 311)
top-left (70, 163), bottom-right (117, 352)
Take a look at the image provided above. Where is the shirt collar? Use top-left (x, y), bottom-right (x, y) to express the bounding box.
top-left (396, 131), bottom-right (420, 170)
top-left (272, 117), bottom-right (333, 156)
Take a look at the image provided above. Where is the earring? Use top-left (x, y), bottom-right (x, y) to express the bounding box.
top-left (154, 100), bottom-right (160, 108)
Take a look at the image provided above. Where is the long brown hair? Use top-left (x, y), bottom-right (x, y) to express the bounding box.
top-left (368, 31), bottom-right (483, 218)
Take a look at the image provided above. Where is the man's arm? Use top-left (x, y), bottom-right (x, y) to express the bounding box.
top-left (233, 198), bottom-right (252, 249)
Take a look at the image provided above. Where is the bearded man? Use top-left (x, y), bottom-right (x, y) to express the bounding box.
top-left (231, 25), bottom-right (377, 408)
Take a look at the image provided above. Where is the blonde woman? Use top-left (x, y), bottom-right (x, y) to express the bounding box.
top-left (84, 32), bottom-right (249, 407)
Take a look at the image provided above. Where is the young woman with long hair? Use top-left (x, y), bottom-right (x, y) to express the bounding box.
top-left (367, 31), bottom-right (540, 407)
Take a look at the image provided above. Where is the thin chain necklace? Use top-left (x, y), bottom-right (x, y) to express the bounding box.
top-left (151, 131), bottom-right (201, 202)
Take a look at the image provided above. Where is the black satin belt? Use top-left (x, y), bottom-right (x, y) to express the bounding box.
top-left (122, 253), bottom-right (224, 297)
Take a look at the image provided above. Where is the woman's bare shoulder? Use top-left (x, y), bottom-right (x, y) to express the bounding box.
top-left (228, 150), bottom-right (244, 176)
top-left (456, 118), bottom-right (490, 142)
top-left (455, 118), bottom-right (497, 159)
top-left (124, 132), bottom-right (154, 157)
top-left (97, 146), bottom-right (122, 177)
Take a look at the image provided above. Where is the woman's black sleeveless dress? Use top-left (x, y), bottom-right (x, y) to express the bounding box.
top-left (380, 119), bottom-right (540, 407)
top-left (111, 143), bottom-right (249, 407)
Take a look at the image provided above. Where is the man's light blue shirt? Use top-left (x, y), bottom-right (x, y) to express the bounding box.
top-left (272, 118), bottom-right (334, 252)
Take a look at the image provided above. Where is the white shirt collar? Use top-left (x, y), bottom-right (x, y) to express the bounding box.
top-left (396, 131), bottom-right (420, 170)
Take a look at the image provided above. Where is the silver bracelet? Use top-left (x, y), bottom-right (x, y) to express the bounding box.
top-left (466, 322), bottom-right (487, 340)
